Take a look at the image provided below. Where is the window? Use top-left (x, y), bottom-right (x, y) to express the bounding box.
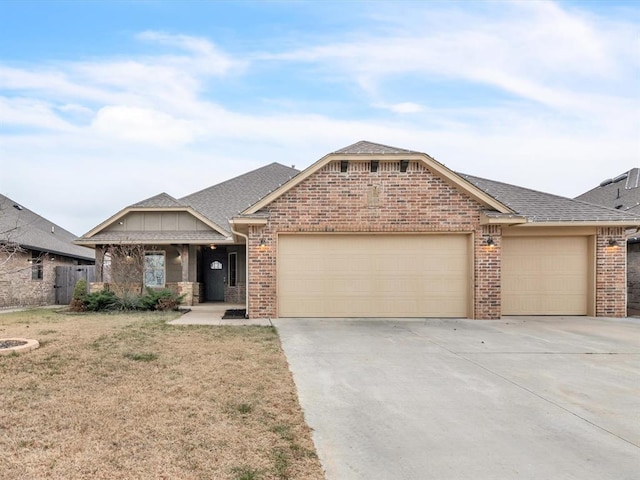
top-left (31, 252), bottom-right (43, 280)
top-left (228, 252), bottom-right (237, 287)
top-left (144, 252), bottom-right (165, 287)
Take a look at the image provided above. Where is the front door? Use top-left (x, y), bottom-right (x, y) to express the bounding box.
top-left (204, 249), bottom-right (226, 301)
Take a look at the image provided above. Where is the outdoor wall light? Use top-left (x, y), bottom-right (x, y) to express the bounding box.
top-left (209, 244), bottom-right (216, 250)
top-left (608, 238), bottom-right (620, 248)
top-left (485, 237), bottom-right (495, 247)
top-left (259, 238), bottom-right (267, 251)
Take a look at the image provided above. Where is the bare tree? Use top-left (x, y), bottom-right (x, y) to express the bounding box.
top-left (102, 243), bottom-right (147, 303)
top-left (0, 199), bottom-right (38, 278)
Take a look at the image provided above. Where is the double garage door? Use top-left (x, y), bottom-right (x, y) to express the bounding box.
top-left (278, 234), bottom-right (471, 318)
top-left (278, 234), bottom-right (591, 318)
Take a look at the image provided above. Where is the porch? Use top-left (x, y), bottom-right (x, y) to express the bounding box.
top-left (92, 243), bottom-right (247, 307)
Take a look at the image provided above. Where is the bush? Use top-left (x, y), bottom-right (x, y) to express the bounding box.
top-left (114, 292), bottom-right (142, 311)
top-left (69, 279), bottom-right (88, 312)
top-left (73, 279), bottom-right (88, 299)
top-left (139, 288), bottom-right (185, 311)
top-left (84, 289), bottom-right (118, 312)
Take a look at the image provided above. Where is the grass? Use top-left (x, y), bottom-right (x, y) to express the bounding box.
top-left (0, 309), bottom-right (324, 480)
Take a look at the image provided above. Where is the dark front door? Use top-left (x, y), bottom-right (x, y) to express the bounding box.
top-left (204, 249), bottom-right (226, 301)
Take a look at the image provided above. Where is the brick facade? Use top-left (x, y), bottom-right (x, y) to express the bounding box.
top-left (248, 160), bottom-right (495, 318)
top-left (246, 160), bottom-right (630, 320)
top-left (596, 227), bottom-right (627, 317)
top-left (0, 250), bottom-right (80, 308)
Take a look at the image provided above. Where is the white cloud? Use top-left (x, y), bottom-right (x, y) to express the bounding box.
top-left (377, 102), bottom-right (423, 114)
top-left (90, 105), bottom-right (197, 145)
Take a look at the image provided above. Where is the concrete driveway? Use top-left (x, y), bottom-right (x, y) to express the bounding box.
top-left (274, 316), bottom-right (640, 480)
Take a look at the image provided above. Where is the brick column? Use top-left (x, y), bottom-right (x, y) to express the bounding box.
top-left (474, 225), bottom-right (501, 319)
top-left (596, 227), bottom-right (627, 317)
top-left (247, 226), bottom-right (277, 319)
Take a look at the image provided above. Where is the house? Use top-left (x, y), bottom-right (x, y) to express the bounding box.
top-left (0, 194), bottom-right (95, 308)
top-left (76, 141), bottom-right (640, 319)
top-left (575, 168), bottom-right (640, 313)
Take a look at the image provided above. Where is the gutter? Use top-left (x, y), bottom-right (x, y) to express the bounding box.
top-left (229, 225), bottom-right (250, 318)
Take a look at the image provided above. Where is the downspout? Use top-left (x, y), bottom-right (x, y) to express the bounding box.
top-left (230, 225), bottom-right (250, 318)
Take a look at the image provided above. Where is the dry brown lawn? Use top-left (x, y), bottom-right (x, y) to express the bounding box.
top-left (0, 309), bottom-right (325, 480)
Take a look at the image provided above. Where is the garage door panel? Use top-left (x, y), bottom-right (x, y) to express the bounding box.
top-left (502, 237), bottom-right (589, 315)
top-left (278, 234), bottom-right (470, 318)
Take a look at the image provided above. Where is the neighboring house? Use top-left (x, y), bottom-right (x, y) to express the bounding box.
top-left (76, 141), bottom-right (640, 319)
top-left (0, 194), bottom-right (95, 308)
top-left (575, 168), bottom-right (640, 313)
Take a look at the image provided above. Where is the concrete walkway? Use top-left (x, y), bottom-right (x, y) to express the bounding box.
top-left (168, 303), bottom-right (272, 326)
top-left (275, 316), bottom-right (640, 480)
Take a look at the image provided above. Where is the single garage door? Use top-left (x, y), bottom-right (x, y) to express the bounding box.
top-left (502, 236), bottom-right (589, 315)
top-left (278, 234), bottom-right (470, 318)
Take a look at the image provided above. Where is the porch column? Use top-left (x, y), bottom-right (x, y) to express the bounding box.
top-left (181, 244), bottom-right (189, 282)
top-left (95, 245), bottom-right (105, 282)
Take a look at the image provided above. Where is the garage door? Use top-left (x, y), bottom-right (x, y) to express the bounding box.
top-left (278, 234), bottom-right (470, 318)
top-left (502, 237), bottom-right (589, 315)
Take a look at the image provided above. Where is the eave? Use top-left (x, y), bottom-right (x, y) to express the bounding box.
top-left (480, 212), bottom-right (528, 225)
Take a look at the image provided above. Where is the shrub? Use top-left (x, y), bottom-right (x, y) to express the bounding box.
top-left (139, 288), bottom-right (185, 311)
top-left (73, 279), bottom-right (88, 299)
top-left (113, 292), bottom-right (142, 311)
top-left (84, 289), bottom-right (118, 312)
top-left (69, 279), bottom-right (88, 312)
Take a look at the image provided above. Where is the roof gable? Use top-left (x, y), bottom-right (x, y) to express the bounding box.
top-left (77, 162), bottom-right (299, 244)
top-left (79, 205), bottom-right (229, 242)
top-left (0, 194), bottom-right (94, 260)
top-left (239, 141), bottom-right (511, 216)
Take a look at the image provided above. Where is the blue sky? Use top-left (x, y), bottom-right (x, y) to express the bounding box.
top-left (1, 0), bottom-right (638, 235)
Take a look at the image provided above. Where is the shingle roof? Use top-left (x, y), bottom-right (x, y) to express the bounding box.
top-left (0, 194), bottom-right (95, 260)
top-left (460, 173), bottom-right (640, 223)
top-left (574, 168), bottom-right (640, 215)
top-left (333, 140), bottom-right (419, 155)
top-left (180, 162), bottom-right (299, 232)
top-left (130, 192), bottom-right (185, 208)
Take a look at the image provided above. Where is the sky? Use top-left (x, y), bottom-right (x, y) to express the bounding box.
top-left (1, 0), bottom-right (639, 236)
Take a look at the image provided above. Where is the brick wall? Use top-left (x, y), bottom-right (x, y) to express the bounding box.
top-left (628, 242), bottom-right (640, 312)
top-left (246, 160), bottom-right (630, 319)
top-left (0, 250), bottom-right (80, 308)
top-left (247, 160), bottom-right (496, 318)
top-left (475, 225), bottom-right (502, 319)
top-left (224, 283), bottom-right (246, 304)
top-left (596, 227), bottom-right (627, 317)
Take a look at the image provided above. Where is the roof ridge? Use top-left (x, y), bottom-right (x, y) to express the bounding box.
top-left (333, 140), bottom-right (420, 154)
top-left (129, 192), bottom-right (184, 208)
